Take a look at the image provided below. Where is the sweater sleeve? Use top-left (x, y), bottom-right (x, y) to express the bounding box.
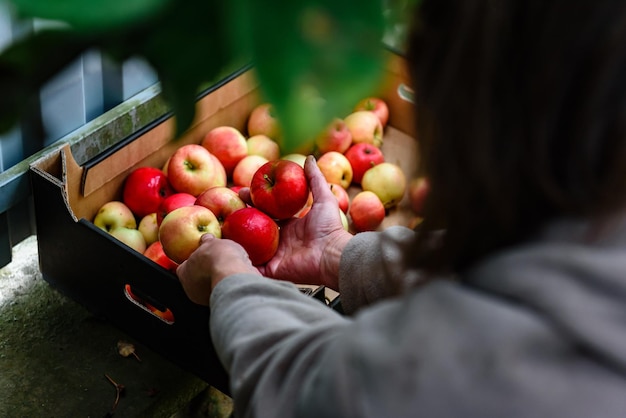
top-left (338, 225), bottom-right (423, 315)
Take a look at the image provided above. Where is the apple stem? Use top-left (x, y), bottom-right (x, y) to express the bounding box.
top-left (263, 173), bottom-right (274, 186)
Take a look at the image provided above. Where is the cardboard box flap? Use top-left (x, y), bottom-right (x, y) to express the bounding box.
top-left (80, 68), bottom-right (261, 200)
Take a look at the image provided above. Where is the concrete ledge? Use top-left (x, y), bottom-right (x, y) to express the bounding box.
top-left (0, 236), bottom-right (233, 417)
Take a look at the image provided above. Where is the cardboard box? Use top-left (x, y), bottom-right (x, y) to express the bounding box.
top-left (29, 52), bottom-right (417, 394)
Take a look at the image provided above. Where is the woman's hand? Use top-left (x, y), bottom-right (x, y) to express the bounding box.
top-left (248, 156), bottom-right (353, 290)
top-left (176, 234), bottom-right (261, 306)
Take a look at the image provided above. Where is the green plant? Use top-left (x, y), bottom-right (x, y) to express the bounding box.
top-left (0, 0), bottom-right (417, 152)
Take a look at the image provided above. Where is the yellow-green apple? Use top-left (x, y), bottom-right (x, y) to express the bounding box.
top-left (195, 186), bottom-right (247, 224)
top-left (281, 153), bottom-right (307, 168)
top-left (316, 151), bottom-right (353, 189)
top-left (349, 191), bottom-right (386, 232)
top-left (344, 142), bottom-right (385, 184)
top-left (156, 192), bottom-right (196, 225)
top-left (250, 160), bottom-right (310, 220)
top-left (339, 209), bottom-right (350, 231)
top-left (361, 162), bottom-right (407, 209)
top-left (158, 205), bottom-right (222, 264)
top-left (110, 226), bottom-right (147, 253)
top-left (408, 177), bottom-right (429, 217)
top-left (353, 97), bottom-right (389, 128)
top-left (167, 144), bottom-right (226, 196)
top-left (221, 207), bottom-right (279, 265)
top-left (93, 201), bottom-right (137, 232)
top-left (201, 126), bottom-right (248, 177)
top-left (143, 241), bottom-right (179, 273)
top-left (314, 118), bottom-right (352, 155)
top-left (122, 167), bottom-right (174, 218)
top-left (232, 154), bottom-right (269, 187)
top-left (246, 134), bottom-right (281, 161)
top-left (247, 103), bottom-right (282, 140)
top-left (329, 183), bottom-right (350, 213)
top-left (138, 212), bottom-right (159, 246)
top-left (344, 110), bottom-right (383, 148)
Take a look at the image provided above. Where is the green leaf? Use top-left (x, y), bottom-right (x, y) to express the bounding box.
top-left (229, 0), bottom-right (387, 153)
top-left (11, 0), bottom-right (171, 32)
top-left (97, 0), bottom-right (236, 138)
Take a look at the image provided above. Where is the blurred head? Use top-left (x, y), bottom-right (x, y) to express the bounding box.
top-left (408, 0), bottom-right (626, 273)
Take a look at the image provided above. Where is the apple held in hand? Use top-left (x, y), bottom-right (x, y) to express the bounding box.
top-left (156, 192), bottom-right (197, 226)
top-left (344, 110), bottom-right (383, 148)
top-left (123, 167), bottom-right (174, 218)
top-left (353, 97), bottom-right (390, 128)
top-left (349, 191), bottom-right (386, 232)
top-left (317, 151), bottom-right (353, 189)
top-left (222, 207), bottom-right (279, 265)
top-left (167, 144), bottom-right (226, 196)
top-left (250, 160), bottom-right (310, 220)
top-left (144, 241), bottom-right (179, 273)
top-left (246, 134), bottom-right (281, 161)
top-left (344, 142), bottom-right (385, 184)
top-left (93, 201), bottom-right (137, 232)
top-left (195, 186), bottom-right (247, 224)
top-left (314, 118), bottom-right (352, 155)
top-left (159, 205), bottom-right (221, 264)
top-left (201, 126), bottom-right (248, 176)
top-left (247, 103), bottom-right (282, 140)
top-left (361, 162), bottom-right (407, 209)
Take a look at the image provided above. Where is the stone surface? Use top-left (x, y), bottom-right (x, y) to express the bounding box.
top-left (0, 235), bottom-right (233, 417)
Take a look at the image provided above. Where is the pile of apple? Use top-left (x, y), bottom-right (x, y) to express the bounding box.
top-left (91, 97), bottom-right (428, 276)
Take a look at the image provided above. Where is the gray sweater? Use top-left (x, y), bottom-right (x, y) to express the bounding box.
top-left (209, 223), bottom-right (626, 418)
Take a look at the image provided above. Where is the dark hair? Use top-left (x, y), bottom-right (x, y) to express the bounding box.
top-left (408, 0), bottom-right (626, 273)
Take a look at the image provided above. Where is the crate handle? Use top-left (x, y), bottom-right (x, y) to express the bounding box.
top-left (124, 284), bottom-right (175, 324)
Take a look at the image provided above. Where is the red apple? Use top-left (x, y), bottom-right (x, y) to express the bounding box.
top-left (314, 118), bottom-right (352, 155)
top-left (344, 142), bottom-right (385, 184)
top-left (316, 151), bottom-right (353, 189)
top-left (408, 177), bottom-right (429, 216)
top-left (93, 201), bottom-right (137, 232)
top-left (250, 160), bottom-right (310, 220)
top-left (122, 167), bottom-right (174, 218)
top-left (349, 191), bottom-right (386, 232)
top-left (329, 183), bottom-right (350, 213)
top-left (361, 162), bottom-right (407, 209)
top-left (247, 103), bottom-right (282, 140)
top-left (143, 240), bottom-right (179, 272)
top-left (246, 134), bottom-right (281, 161)
top-left (156, 192), bottom-right (197, 225)
top-left (232, 155), bottom-right (269, 187)
top-left (354, 97), bottom-right (390, 128)
top-left (167, 144), bottom-right (226, 196)
top-left (195, 186), bottom-right (247, 224)
top-left (222, 207), bottom-right (279, 265)
top-left (158, 205), bottom-right (222, 264)
top-left (344, 110), bottom-right (383, 148)
top-left (138, 212), bottom-right (159, 246)
top-left (201, 126), bottom-right (248, 177)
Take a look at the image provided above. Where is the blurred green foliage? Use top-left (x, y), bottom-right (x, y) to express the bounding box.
top-left (0, 0), bottom-right (417, 152)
